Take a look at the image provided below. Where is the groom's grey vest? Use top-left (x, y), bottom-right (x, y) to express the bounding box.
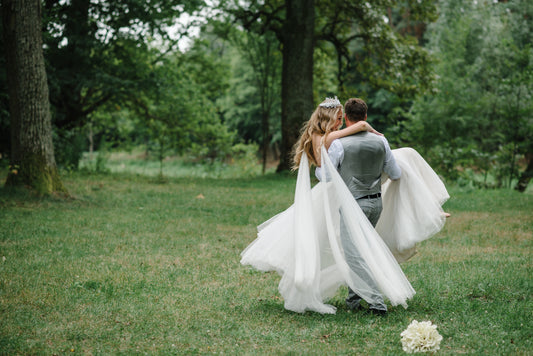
top-left (338, 132), bottom-right (385, 199)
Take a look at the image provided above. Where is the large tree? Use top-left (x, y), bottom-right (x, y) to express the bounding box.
top-left (278, 0), bottom-right (315, 171)
top-left (1, 0), bottom-right (66, 194)
top-left (228, 0), bottom-right (436, 171)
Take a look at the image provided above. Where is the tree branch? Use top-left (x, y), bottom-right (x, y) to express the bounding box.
top-left (231, 4), bottom-right (285, 40)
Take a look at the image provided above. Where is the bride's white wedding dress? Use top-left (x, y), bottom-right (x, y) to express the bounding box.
top-left (240, 146), bottom-right (449, 314)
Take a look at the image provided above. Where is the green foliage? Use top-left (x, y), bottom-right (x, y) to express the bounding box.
top-left (53, 128), bottom-right (87, 170)
top-left (230, 143), bottom-right (262, 176)
top-left (312, 44), bottom-right (341, 102)
top-left (407, 0), bottom-right (533, 185)
top-left (42, 0), bottom-right (205, 128)
top-left (316, 0), bottom-right (437, 97)
top-left (219, 62), bottom-right (264, 143)
top-left (78, 151), bottom-right (110, 175)
top-left (187, 117), bottom-right (236, 163)
top-left (82, 42), bottom-right (237, 174)
top-left (217, 25), bottom-right (282, 158)
top-left (307, 1), bottom-right (439, 139)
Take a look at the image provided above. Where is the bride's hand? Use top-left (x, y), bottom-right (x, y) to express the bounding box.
top-left (363, 122), bottom-right (383, 136)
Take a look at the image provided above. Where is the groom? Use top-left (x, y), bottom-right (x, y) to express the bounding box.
top-left (326, 98), bottom-right (402, 314)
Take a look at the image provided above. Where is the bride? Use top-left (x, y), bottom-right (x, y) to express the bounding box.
top-left (240, 97), bottom-right (449, 314)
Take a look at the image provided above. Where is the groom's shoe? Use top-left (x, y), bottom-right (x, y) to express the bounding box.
top-left (346, 299), bottom-right (363, 312)
top-left (368, 307), bottom-right (388, 316)
top-left (346, 291), bottom-right (363, 312)
top-left (347, 303), bottom-right (363, 312)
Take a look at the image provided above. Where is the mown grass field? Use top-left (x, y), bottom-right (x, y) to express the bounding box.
top-left (0, 166), bottom-right (531, 355)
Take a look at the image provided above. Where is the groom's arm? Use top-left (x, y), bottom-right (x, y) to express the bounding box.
top-left (380, 136), bottom-right (401, 180)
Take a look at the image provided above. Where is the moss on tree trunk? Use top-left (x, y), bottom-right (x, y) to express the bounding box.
top-left (5, 152), bottom-right (66, 195)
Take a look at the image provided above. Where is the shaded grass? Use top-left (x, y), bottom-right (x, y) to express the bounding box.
top-left (0, 173), bottom-right (531, 355)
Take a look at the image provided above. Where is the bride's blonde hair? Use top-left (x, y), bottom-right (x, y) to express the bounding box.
top-left (292, 100), bottom-right (343, 170)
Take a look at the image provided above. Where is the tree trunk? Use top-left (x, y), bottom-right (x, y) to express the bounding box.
top-left (277, 0), bottom-right (315, 172)
top-left (515, 153), bottom-right (532, 192)
top-left (261, 109), bottom-right (269, 175)
top-left (2, 0), bottom-right (66, 194)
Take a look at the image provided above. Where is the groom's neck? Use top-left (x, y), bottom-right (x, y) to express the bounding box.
top-left (345, 119), bottom-right (360, 127)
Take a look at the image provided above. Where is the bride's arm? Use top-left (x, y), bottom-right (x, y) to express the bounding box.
top-left (312, 133), bottom-right (323, 166)
top-left (324, 121), bottom-right (382, 150)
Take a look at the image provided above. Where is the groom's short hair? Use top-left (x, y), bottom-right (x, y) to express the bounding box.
top-left (344, 98), bottom-right (368, 122)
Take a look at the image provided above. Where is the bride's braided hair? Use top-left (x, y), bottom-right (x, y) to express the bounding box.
top-left (292, 102), bottom-right (343, 170)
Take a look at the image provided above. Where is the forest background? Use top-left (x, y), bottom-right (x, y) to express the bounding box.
top-left (0, 0), bottom-right (532, 191)
top-left (0, 1), bottom-right (531, 354)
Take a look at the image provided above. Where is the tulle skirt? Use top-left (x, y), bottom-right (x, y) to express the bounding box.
top-left (377, 148), bottom-right (450, 262)
top-left (240, 147), bottom-right (448, 314)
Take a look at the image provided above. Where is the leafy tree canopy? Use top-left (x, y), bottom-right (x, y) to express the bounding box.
top-left (408, 0), bottom-right (533, 187)
top-left (42, 0), bottom-right (205, 131)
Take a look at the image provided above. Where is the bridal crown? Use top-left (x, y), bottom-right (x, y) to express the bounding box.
top-left (319, 96), bottom-right (341, 108)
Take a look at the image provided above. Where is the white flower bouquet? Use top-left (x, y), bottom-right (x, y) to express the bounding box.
top-left (400, 320), bottom-right (443, 353)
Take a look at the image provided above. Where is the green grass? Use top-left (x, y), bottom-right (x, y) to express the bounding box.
top-left (0, 170), bottom-right (531, 355)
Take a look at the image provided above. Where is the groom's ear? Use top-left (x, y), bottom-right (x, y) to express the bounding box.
top-left (364, 114), bottom-right (368, 121)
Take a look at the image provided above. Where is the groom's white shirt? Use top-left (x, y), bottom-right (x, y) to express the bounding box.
top-left (315, 136), bottom-right (401, 181)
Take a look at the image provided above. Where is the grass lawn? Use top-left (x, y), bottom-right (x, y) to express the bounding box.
top-left (0, 170), bottom-right (531, 355)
